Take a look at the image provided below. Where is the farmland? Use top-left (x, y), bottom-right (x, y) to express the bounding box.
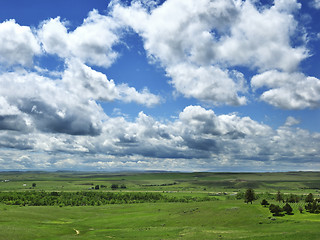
top-left (0, 171), bottom-right (319, 239)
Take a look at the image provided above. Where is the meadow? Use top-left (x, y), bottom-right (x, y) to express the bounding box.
top-left (0, 171), bottom-right (319, 239)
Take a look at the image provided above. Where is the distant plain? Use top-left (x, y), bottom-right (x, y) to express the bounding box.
top-left (0, 171), bottom-right (319, 239)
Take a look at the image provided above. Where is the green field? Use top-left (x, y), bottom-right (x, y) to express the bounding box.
top-left (0, 171), bottom-right (319, 239)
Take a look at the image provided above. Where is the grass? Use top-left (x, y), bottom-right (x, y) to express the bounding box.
top-left (0, 171), bottom-right (319, 239)
top-left (1, 171), bottom-right (319, 194)
top-left (0, 201), bottom-right (319, 240)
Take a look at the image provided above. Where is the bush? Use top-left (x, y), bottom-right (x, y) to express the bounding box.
top-left (305, 200), bottom-right (320, 214)
top-left (0, 191), bottom-right (216, 206)
top-left (269, 204), bottom-right (284, 216)
top-left (111, 184), bottom-right (119, 190)
top-left (283, 203), bottom-right (293, 215)
top-left (261, 199), bottom-right (270, 207)
top-left (244, 188), bottom-right (255, 204)
top-left (305, 193), bottom-right (314, 203)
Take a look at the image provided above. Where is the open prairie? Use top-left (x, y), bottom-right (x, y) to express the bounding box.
top-left (0, 171), bottom-right (319, 240)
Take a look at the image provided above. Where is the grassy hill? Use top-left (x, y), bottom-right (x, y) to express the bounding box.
top-left (0, 171), bottom-right (319, 239)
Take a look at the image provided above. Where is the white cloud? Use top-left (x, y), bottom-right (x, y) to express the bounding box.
top-left (216, 0), bottom-right (307, 72)
top-left (117, 85), bottom-right (161, 106)
top-left (62, 59), bottom-right (160, 106)
top-left (0, 96), bottom-right (20, 115)
top-left (111, 0), bottom-right (308, 105)
top-left (310, 0), bottom-right (320, 9)
top-left (0, 20), bottom-right (41, 67)
top-left (0, 1), bottom-right (319, 171)
top-left (2, 105), bottom-right (319, 171)
top-left (0, 70), bottom-right (106, 135)
top-left (62, 59), bottom-right (119, 101)
top-left (167, 63), bottom-right (247, 105)
top-left (284, 116), bottom-right (300, 126)
top-left (38, 10), bottom-right (121, 67)
top-left (177, 105), bottom-right (271, 139)
top-left (0, 59), bottom-right (160, 136)
top-left (111, 0), bottom-right (247, 105)
top-left (252, 70), bottom-right (320, 109)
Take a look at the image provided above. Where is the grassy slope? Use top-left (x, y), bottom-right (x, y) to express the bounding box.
top-left (1, 171), bottom-right (319, 194)
top-left (0, 171), bottom-right (319, 239)
top-left (0, 201), bottom-right (319, 240)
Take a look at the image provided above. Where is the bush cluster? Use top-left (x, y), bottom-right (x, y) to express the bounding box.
top-left (0, 191), bottom-right (215, 206)
top-left (268, 203), bottom-right (293, 216)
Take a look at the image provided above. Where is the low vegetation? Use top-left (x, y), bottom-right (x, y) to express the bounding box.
top-left (0, 191), bottom-right (215, 206)
top-left (0, 171), bottom-right (319, 239)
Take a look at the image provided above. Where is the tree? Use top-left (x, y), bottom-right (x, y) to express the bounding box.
top-left (244, 188), bottom-right (255, 204)
top-left (236, 191), bottom-right (244, 200)
top-left (305, 193), bottom-right (314, 203)
top-left (32, 183), bottom-right (36, 188)
top-left (261, 199), bottom-right (270, 207)
top-left (111, 184), bottom-right (118, 190)
top-left (120, 184), bottom-right (127, 189)
top-left (95, 185), bottom-right (100, 190)
top-left (269, 204), bottom-right (283, 216)
top-left (305, 200), bottom-right (320, 214)
top-left (287, 194), bottom-right (299, 203)
top-left (283, 203), bottom-right (293, 215)
top-left (276, 190), bottom-right (283, 203)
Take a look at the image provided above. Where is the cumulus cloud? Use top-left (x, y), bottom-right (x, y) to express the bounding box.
top-left (0, 61), bottom-right (160, 137)
top-left (111, 0), bottom-right (308, 105)
top-left (0, 20), bottom-right (41, 67)
top-left (216, 0), bottom-right (307, 72)
top-left (178, 106), bottom-right (270, 137)
top-left (62, 59), bottom-right (160, 106)
top-left (1, 105), bottom-right (319, 171)
top-left (284, 116), bottom-right (300, 126)
top-left (0, 1), bottom-right (319, 171)
top-left (0, 70), bottom-right (106, 136)
top-left (38, 9), bottom-right (121, 67)
top-left (310, 0), bottom-right (320, 9)
top-left (112, 0), bottom-right (247, 105)
top-left (167, 64), bottom-right (247, 105)
top-left (251, 70), bottom-right (320, 109)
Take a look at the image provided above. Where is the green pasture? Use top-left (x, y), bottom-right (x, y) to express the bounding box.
top-left (1, 171), bottom-right (319, 194)
top-left (0, 171), bottom-right (319, 239)
top-left (0, 200), bottom-right (319, 240)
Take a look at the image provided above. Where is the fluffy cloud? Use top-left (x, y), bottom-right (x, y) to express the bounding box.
top-left (1, 105), bottom-right (319, 171)
top-left (38, 10), bottom-right (121, 67)
top-left (252, 70), bottom-right (320, 109)
top-left (284, 116), bottom-right (300, 126)
top-left (0, 60), bottom-right (160, 136)
top-left (178, 106), bottom-right (270, 137)
top-left (0, 9), bottom-right (161, 137)
top-left (167, 64), bottom-right (247, 105)
top-left (111, 0), bottom-right (308, 105)
top-left (112, 0), bottom-right (247, 105)
top-left (0, 70), bottom-right (105, 135)
top-left (310, 0), bottom-right (320, 9)
top-left (0, 20), bottom-right (41, 67)
top-left (62, 59), bottom-right (160, 106)
top-left (216, 0), bottom-right (307, 72)
top-left (0, 1), bottom-right (319, 171)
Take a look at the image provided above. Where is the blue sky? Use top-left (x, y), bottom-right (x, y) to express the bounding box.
top-left (0, 0), bottom-right (319, 171)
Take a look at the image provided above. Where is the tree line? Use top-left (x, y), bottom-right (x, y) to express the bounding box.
top-left (242, 189), bottom-right (320, 215)
top-left (0, 191), bottom-right (216, 207)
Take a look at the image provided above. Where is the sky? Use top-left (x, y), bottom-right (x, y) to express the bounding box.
top-left (0, 0), bottom-right (319, 172)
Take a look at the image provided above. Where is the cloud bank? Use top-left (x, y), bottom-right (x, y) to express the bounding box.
top-left (0, 0), bottom-right (319, 171)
